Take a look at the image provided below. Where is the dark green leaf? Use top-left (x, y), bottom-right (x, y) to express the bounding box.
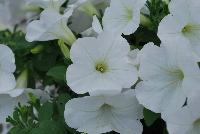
top-left (30, 120), bottom-right (64, 134)
top-left (47, 66), bottom-right (67, 82)
top-left (143, 108), bottom-right (160, 126)
top-left (38, 102), bottom-right (54, 121)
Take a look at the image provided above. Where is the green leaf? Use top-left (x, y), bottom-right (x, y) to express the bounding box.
top-left (38, 102), bottom-right (54, 121)
top-left (143, 108), bottom-right (160, 126)
top-left (30, 120), bottom-right (64, 134)
top-left (47, 66), bottom-right (67, 82)
top-left (163, 127), bottom-right (168, 134)
top-left (57, 93), bottom-right (71, 118)
top-left (8, 126), bottom-right (30, 134)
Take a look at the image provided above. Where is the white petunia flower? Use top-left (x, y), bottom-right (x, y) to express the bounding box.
top-left (66, 32), bottom-right (138, 95)
top-left (135, 41), bottom-right (200, 115)
top-left (0, 44), bottom-right (16, 94)
top-left (64, 90), bottom-right (143, 134)
top-left (0, 88), bottom-right (50, 123)
top-left (158, 0), bottom-right (200, 61)
top-left (102, 0), bottom-right (146, 35)
top-left (25, 9), bottom-right (76, 45)
top-left (26, 0), bottom-right (66, 11)
top-left (163, 96), bottom-right (200, 134)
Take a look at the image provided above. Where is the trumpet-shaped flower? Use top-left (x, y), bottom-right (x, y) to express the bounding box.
top-left (163, 96), bottom-right (200, 134)
top-left (158, 0), bottom-right (200, 60)
top-left (66, 32), bottom-right (138, 95)
top-left (64, 90), bottom-right (143, 134)
top-left (26, 9), bottom-right (76, 45)
top-left (0, 44), bottom-right (16, 94)
top-left (135, 42), bottom-right (200, 115)
top-left (102, 0), bottom-right (146, 35)
top-left (26, 0), bottom-right (66, 11)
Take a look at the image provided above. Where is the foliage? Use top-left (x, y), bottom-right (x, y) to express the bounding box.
top-left (6, 93), bottom-right (78, 134)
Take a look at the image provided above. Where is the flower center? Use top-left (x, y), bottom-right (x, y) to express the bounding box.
top-left (170, 69), bottom-right (184, 81)
top-left (100, 103), bottom-right (112, 112)
top-left (182, 24), bottom-right (193, 33)
top-left (194, 118), bottom-right (200, 126)
top-left (95, 61), bottom-right (108, 73)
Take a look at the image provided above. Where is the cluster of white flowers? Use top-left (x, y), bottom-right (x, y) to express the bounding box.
top-left (0, 0), bottom-right (200, 133)
top-left (24, 0), bottom-right (200, 133)
top-left (25, 0), bottom-right (145, 133)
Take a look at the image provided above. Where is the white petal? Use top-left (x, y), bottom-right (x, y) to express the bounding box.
top-left (103, 0), bottom-right (145, 35)
top-left (107, 90), bottom-right (143, 119)
top-left (158, 14), bottom-right (187, 44)
top-left (26, 9), bottom-right (75, 44)
top-left (64, 96), bottom-right (108, 133)
top-left (7, 88), bottom-right (24, 97)
top-left (70, 37), bottom-right (101, 65)
top-left (169, 0), bottom-right (190, 22)
top-left (0, 44), bottom-right (15, 73)
top-left (0, 72), bottom-right (16, 93)
top-left (112, 116), bottom-right (143, 134)
top-left (92, 15), bottom-right (103, 34)
top-left (64, 91), bottom-right (143, 134)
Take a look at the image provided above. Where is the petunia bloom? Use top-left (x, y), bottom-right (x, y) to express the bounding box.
top-left (66, 32), bottom-right (138, 95)
top-left (158, 0), bottom-right (200, 61)
top-left (135, 42), bottom-right (200, 115)
top-left (26, 9), bottom-right (76, 45)
top-left (102, 0), bottom-right (146, 35)
top-left (64, 90), bottom-right (143, 134)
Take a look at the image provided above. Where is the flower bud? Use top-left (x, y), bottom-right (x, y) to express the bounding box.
top-left (31, 45), bottom-right (45, 54)
top-left (16, 69), bottom-right (28, 89)
top-left (58, 40), bottom-right (70, 59)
